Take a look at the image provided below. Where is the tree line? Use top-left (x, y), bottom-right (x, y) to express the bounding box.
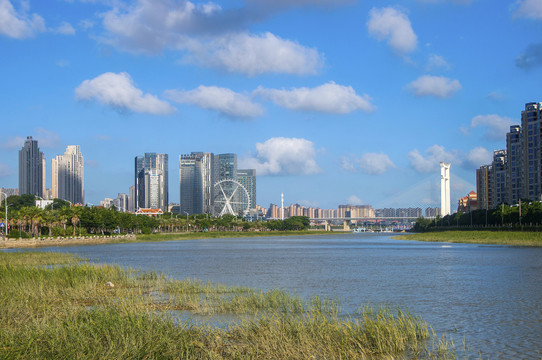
top-left (414, 200), bottom-right (542, 232)
top-left (0, 195), bottom-right (310, 238)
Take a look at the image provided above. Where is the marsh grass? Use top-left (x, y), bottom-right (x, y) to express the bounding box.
top-left (394, 230), bottom-right (542, 246)
top-left (0, 251), bottom-right (455, 359)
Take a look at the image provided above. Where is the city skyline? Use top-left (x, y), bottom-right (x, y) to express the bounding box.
top-left (1, 0), bottom-right (541, 209)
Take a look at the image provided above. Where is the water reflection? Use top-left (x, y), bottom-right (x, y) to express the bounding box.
top-left (19, 233), bottom-right (542, 359)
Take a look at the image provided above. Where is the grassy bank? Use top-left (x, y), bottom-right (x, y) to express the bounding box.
top-left (394, 230), bottom-right (542, 246)
top-left (0, 251), bottom-right (454, 359)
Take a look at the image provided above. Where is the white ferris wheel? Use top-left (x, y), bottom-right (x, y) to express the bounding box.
top-left (213, 179), bottom-right (251, 217)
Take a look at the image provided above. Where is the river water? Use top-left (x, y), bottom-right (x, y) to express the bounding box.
top-left (25, 233), bottom-right (542, 359)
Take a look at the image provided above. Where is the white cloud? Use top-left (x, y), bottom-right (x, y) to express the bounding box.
top-left (514, 0), bottom-right (542, 19)
top-left (346, 195), bottom-right (364, 205)
top-left (468, 114), bottom-right (514, 140)
top-left (75, 72), bottom-right (175, 115)
top-left (35, 128), bottom-right (62, 148)
top-left (2, 135), bottom-right (25, 150)
top-left (358, 153), bottom-right (395, 174)
top-left (426, 54), bottom-right (450, 71)
top-left (466, 147), bottom-right (492, 168)
top-left (165, 85), bottom-right (263, 119)
top-left (407, 75), bottom-right (461, 98)
top-left (254, 82), bottom-right (375, 114)
top-left (367, 6), bottom-right (417, 55)
top-left (185, 32), bottom-right (323, 76)
top-left (408, 145), bottom-right (458, 173)
top-left (99, 0), bottom-right (326, 75)
top-left (53, 21), bottom-right (76, 35)
top-left (0, 0), bottom-right (45, 39)
top-left (239, 137), bottom-right (321, 176)
top-left (340, 153), bottom-right (395, 174)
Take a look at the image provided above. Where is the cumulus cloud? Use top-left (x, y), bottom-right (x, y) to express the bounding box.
top-left (254, 82), bottom-right (375, 114)
top-left (184, 32), bottom-right (323, 76)
top-left (466, 147), bottom-right (492, 168)
top-left (514, 0), bottom-right (542, 19)
top-left (467, 114), bottom-right (514, 140)
top-left (358, 153), bottom-right (396, 174)
top-left (407, 75), bottom-right (461, 98)
top-left (516, 43), bottom-right (542, 69)
top-left (239, 137), bottom-right (321, 176)
top-left (165, 85), bottom-right (263, 119)
top-left (367, 6), bottom-right (417, 55)
top-left (75, 72), bottom-right (175, 115)
top-left (53, 21), bottom-right (76, 35)
top-left (0, 0), bottom-right (45, 39)
top-left (341, 153), bottom-right (395, 174)
top-left (408, 145), bottom-right (458, 173)
top-left (99, 0), bottom-right (329, 75)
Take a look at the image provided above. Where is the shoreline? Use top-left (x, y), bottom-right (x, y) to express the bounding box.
top-left (0, 230), bottom-right (343, 249)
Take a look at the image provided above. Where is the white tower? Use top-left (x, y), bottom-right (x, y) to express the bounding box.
top-left (440, 162), bottom-right (451, 217)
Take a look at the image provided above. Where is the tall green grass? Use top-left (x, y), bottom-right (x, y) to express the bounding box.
top-left (394, 230), bottom-right (542, 246)
top-left (0, 251), bottom-right (455, 359)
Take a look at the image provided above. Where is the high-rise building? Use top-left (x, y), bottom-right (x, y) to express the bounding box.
top-left (215, 153), bottom-right (237, 181)
top-left (237, 169), bottom-right (256, 210)
top-left (521, 102), bottom-right (542, 201)
top-left (52, 145), bottom-right (84, 204)
top-left (18, 136), bottom-right (44, 197)
top-left (476, 165), bottom-right (491, 210)
top-left (128, 185), bottom-right (136, 212)
top-left (490, 150), bottom-right (507, 208)
top-left (506, 125), bottom-right (523, 205)
top-left (179, 152), bottom-right (214, 215)
top-left (113, 193), bottom-right (129, 212)
top-left (134, 153), bottom-right (168, 211)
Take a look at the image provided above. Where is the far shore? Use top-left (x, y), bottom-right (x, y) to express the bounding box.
top-left (0, 230), bottom-right (343, 249)
top-left (393, 230), bottom-right (542, 247)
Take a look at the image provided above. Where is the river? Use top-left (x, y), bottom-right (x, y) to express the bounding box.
top-left (25, 233), bottom-right (542, 359)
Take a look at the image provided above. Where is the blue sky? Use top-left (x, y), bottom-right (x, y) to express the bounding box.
top-left (1, 0), bottom-right (542, 210)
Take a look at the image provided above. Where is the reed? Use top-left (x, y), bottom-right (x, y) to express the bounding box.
top-left (394, 230), bottom-right (542, 246)
top-left (0, 251), bottom-right (455, 359)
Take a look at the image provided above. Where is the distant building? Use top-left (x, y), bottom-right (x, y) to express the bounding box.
top-left (521, 102), bottom-right (542, 201)
top-left (425, 207), bottom-right (440, 218)
top-left (113, 193), bottom-right (129, 212)
top-left (52, 145), bottom-right (84, 204)
top-left (128, 185), bottom-right (136, 212)
top-left (490, 150), bottom-right (507, 208)
top-left (19, 136), bottom-right (44, 198)
top-left (337, 205), bottom-right (375, 218)
top-left (457, 191), bottom-right (479, 213)
top-left (135, 153), bottom-right (168, 211)
top-left (0, 188), bottom-right (18, 197)
top-left (237, 169), bottom-right (256, 210)
top-left (476, 165), bottom-right (491, 210)
top-left (100, 198), bottom-right (113, 208)
top-left (179, 152), bottom-right (214, 215)
top-left (506, 125), bottom-right (523, 205)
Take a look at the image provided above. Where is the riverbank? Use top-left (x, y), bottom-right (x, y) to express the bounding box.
top-left (393, 230), bottom-right (542, 246)
top-left (0, 251), bottom-right (454, 359)
top-left (0, 230), bottom-right (341, 249)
